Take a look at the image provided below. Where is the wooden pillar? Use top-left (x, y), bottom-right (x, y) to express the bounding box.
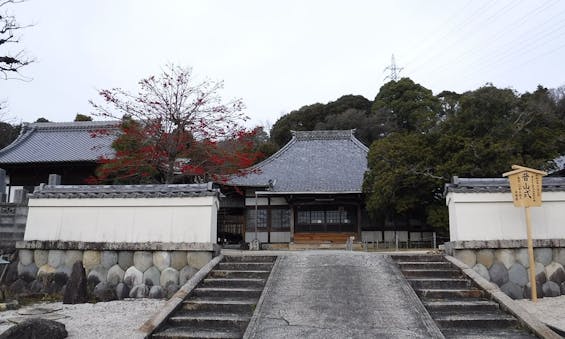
top-left (289, 204), bottom-right (295, 243)
top-left (356, 203), bottom-right (362, 241)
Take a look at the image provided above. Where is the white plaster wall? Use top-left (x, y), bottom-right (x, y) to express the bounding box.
top-left (244, 197), bottom-right (287, 206)
top-left (447, 191), bottom-right (565, 241)
top-left (25, 196), bottom-right (219, 243)
top-left (245, 231), bottom-right (268, 243)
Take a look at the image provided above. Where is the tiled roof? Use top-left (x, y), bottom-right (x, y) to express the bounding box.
top-left (445, 177), bottom-right (565, 194)
top-left (30, 183), bottom-right (219, 199)
top-left (555, 155), bottom-right (565, 172)
top-left (0, 121), bottom-right (120, 164)
top-left (228, 130), bottom-right (368, 193)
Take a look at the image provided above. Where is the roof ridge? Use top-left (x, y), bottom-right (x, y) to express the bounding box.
top-left (26, 121), bottom-right (121, 131)
top-left (291, 129), bottom-right (354, 140)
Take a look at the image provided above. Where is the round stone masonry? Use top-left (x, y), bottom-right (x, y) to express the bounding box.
top-left (476, 249), bottom-right (494, 269)
top-left (14, 243), bottom-right (216, 299)
top-left (534, 248), bottom-right (553, 266)
top-left (19, 250), bottom-right (34, 266)
top-left (187, 252), bottom-right (212, 269)
top-left (180, 265), bottom-right (198, 285)
top-left (34, 250), bottom-right (49, 267)
top-left (47, 250), bottom-right (65, 269)
top-left (455, 250), bottom-right (476, 268)
top-left (494, 249), bottom-right (515, 269)
top-left (508, 263), bottom-right (528, 287)
top-left (543, 281), bottom-right (561, 297)
top-left (170, 251), bottom-right (188, 271)
top-left (118, 251), bottom-right (133, 270)
top-left (143, 266), bottom-right (161, 287)
top-left (133, 251), bottom-right (153, 272)
top-left (107, 264), bottom-right (125, 286)
top-left (83, 250), bottom-right (101, 272)
top-left (88, 265), bottom-right (108, 285)
top-left (64, 250), bottom-right (83, 268)
top-left (160, 267), bottom-right (179, 287)
top-left (153, 252), bottom-right (171, 272)
top-left (515, 248), bottom-right (530, 268)
top-left (124, 266), bottom-right (143, 288)
top-left (554, 248), bottom-right (565, 266)
top-left (489, 262), bottom-right (509, 286)
top-left (100, 251), bottom-right (118, 269)
top-left (545, 262), bottom-right (565, 284)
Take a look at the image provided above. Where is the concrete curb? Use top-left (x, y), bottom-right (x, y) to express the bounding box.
top-left (385, 255), bottom-right (446, 339)
top-left (137, 254), bottom-right (225, 338)
top-left (445, 255), bottom-right (561, 339)
top-left (242, 255), bottom-right (282, 339)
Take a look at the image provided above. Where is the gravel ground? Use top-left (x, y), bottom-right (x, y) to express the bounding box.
top-left (0, 295), bottom-right (563, 337)
top-left (515, 295), bottom-right (565, 333)
top-left (0, 298), bottom-right (166, 338)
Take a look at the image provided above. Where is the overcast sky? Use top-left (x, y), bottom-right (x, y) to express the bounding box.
top-left (1, 0), bottom-right (565, 127)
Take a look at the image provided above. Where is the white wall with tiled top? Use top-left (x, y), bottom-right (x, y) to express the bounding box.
top-left (446, 191), bottom-right (565, 241)
top-left (25, 196), bottom-right (219, 244)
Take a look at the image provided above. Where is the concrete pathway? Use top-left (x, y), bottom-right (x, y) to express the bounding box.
top-left (244, 252), bottom-right (444, 339)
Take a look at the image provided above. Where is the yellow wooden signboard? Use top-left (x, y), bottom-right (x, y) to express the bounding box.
top-left (502, 165), bottom-right (547, 302)
top-left (503, 165), bottom-right (546, 207)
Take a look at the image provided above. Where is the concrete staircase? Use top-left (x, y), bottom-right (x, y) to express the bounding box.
top-left (392, 254), bottom-right (537, 338)
top-left (152, 255), bottom-right (276, 339)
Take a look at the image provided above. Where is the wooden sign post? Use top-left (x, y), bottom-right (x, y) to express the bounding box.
top-left (502, 165), bottom-right (547, 302)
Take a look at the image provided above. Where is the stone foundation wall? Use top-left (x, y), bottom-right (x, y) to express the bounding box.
top-left (12, 241), bottom-right (218, 300)
top-left (445, 240), bottom-right (565, 300)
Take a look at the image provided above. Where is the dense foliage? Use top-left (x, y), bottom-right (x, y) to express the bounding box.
top-left (364, 82), bottom-right (565, 230)
top-left (270, 79), bottom-right (565, 231)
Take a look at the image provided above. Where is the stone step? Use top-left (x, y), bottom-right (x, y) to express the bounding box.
top-left (402, 269), bottom-right (463, 279)
top-left (217, 262), bottom-right (274, 271)
top-left (152, 326), bottom-right (242, 338)
top-left (441, 327), bottom-right (537, 339)
top-left (200, 278), bottom-right (266, 288)
top-left (208, 270), bottom-right (271, 279)
top-left (168, 313), bottom-right (251, 328)
top-left (192, 287), bottom-right (263, 299)
top-left (222, 255), bottom-right (276, 263)
top-left (434, 313), bottom-right (519, 329)
top-left (397, 262), bottom-right (454, 270)
top-left (390, 255), bottom-right (445, 262)
top-left (408, 278), bottom-right (472, 289)
top-left (424, 300), bottom-right (500, 313)
top-left (182, 299), bottom-right (256, 314)
top-left (416, 288), bottom-right (485, 299)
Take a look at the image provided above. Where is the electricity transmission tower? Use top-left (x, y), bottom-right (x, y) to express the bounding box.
top-left (383, 54), bottom-right (404, 81)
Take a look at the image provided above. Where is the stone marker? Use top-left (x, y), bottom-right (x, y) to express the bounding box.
top-left (93, 282), bottom-right (117, 302)
top-left (129, 284), bottom-right (148, 298)
top-left (115, 282), bottom-right (130, 300)
top-left (149, 285), bottom-right (165, 299)
top-left (0, 318), bottom-right (67, 339)
top-left (63, 261), bottom-right (88, 304)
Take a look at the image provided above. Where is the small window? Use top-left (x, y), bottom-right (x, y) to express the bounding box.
top-left (297, 210), bottom-right (310, 225)
top-left (246, 209), bottom-right (267, 231)
top-left (271, 209), bottom-right (290, 230)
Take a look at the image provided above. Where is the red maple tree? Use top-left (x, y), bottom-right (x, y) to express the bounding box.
top-left (88, 65), bottom-right (264, 184)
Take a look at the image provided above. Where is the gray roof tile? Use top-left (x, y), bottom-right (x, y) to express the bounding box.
top-left (228, 130), bottom-right (368, 193)
top-left (0, 121), bottom-right (119, 164)
top-left (445, 177), bottom-right (565, 194)
top-left (30, 183), bottom-right (219, 199)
